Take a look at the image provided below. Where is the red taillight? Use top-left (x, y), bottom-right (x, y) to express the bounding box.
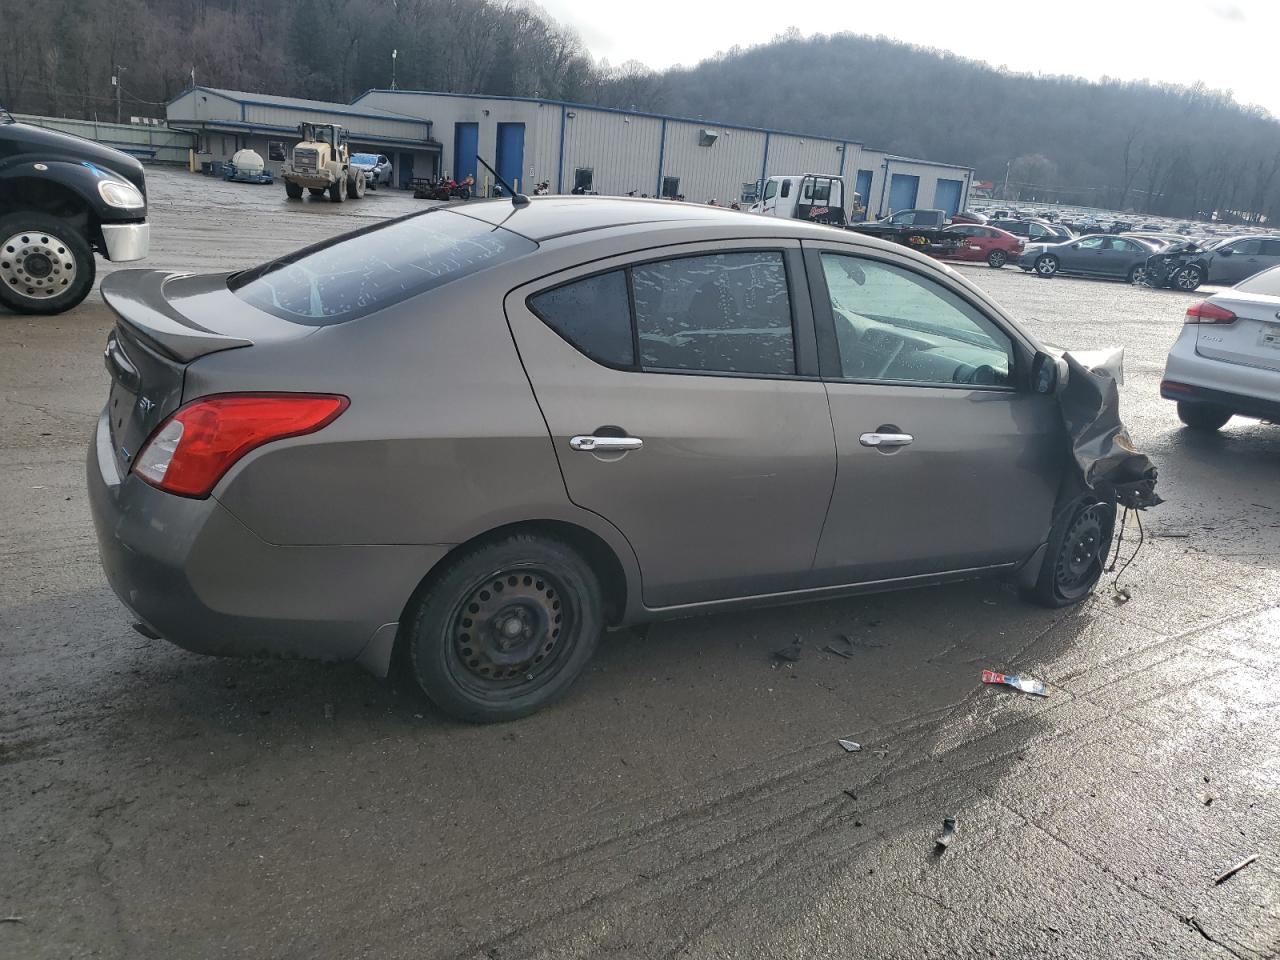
top-left (1184, 301), bottom-right (1236, 324)
top-left (133, 393), bottom-right (348, 498)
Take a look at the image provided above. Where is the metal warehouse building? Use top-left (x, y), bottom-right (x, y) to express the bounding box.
top-left (167, 87), bottom-right (972, 218)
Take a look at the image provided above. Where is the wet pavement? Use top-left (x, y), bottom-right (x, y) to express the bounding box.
top-left (2, 170), bottom-right (1278, 959)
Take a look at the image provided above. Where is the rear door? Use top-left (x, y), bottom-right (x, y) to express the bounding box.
top-left (802, 241), bottom-right (1063, 583)
top-left (505, 240), bottom-right (836, 608)
top-left (1211, 239), bottom-right (1264, 285)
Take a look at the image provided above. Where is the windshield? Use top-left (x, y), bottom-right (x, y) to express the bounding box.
top-left (230, 210), bottom-right (537, 325)
top-left (351, 153), bottom-right (378, 165)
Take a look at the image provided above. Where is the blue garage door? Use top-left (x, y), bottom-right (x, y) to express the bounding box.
top-left (934, 178), bottom-right (964, 217)
top-left (454, 122), bottom-right (478, 182)
top-left (496, 122), bottom-right (525, 194)
top-left (888, 173), bottom-right (919, 213)
top-left (853, 169), bottom-right (874, 221)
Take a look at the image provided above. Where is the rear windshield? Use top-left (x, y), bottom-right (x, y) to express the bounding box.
top-left (1236, 264), bottom-right (1280, 297)
top-left (230, 210), bottom-right (537, 325)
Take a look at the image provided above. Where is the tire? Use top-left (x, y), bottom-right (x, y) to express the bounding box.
top-left (328, 175), bottom-right (345, 203)
top-left (1173, 265), bottom-right (1203, 292)
top-left (1029, 498), bottom-right (1116, 608)
top-left (285, 181), bottom-right (304, 199)
top-left (1177, 401), bottom-right (1232, 431)
top-left (987, 249), bottom-right (1008, 268)
top-left (0, 212), bottom-right (96, 315)
top-left (407, 535), bottom-right (604, 723)
top-left (1128, 264), bottom-right (1150, 285)
top-left (1034, 254), bottom-right (1059, 277)
top-left (308, 187), bottom-right (327, 197)
top-left (347, 170), bottom-right (366, 199)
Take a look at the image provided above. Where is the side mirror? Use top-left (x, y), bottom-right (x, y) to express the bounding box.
top-left (1032, 352), bottom-right (1067, 394)
top-left (1218, 248), bottom-right (1233, 256)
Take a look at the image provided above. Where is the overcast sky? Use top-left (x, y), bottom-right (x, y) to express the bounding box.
top-left (537, 0), bottom-right (1280, 118)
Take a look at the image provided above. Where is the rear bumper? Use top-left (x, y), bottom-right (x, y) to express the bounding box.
top-left (87, 410), bottom-right (448, 674)
top-left (101, 222), bottom-right (149, 262)
top-left (1162, 332), bottom-right (1280, 419)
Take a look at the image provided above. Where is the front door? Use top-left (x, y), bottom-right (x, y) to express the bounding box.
top-left (505, 241), bottom-right (836, 608)
top-left (803, 242), bottom-right (1064, 584)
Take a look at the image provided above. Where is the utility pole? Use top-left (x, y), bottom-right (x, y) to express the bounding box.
top-left (1002, 159), bottom-right (1011, 200)
top-left (112, 66), bottom-right (125, 124)
top-left (391, 49), bottom-right (398, 90)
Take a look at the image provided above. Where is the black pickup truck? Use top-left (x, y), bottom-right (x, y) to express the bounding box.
top-left (0, 108), bottom-right (150, 314)
top-left (848, 208), bottom-right (961, 255)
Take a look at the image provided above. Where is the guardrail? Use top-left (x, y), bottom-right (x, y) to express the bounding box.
top-left (13, 114), bottom-right (196, 164)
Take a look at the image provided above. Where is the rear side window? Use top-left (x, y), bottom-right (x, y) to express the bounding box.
top-left (632, 251), bottom-right (795, 375)
top-left (230, 211), bottom-right (537, 325)
top-left (529, 271), bottom-right (633, 367)
top-left (1236, 265), bottom-right (1280, 296)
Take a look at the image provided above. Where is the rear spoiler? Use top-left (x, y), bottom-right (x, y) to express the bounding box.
top-left (101, 269), bottom-right (252, 362)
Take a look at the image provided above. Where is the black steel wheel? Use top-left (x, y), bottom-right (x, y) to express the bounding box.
top-left (987, 249), bottom-right (1008, 268)
top-left (1034, 254), bottom-right (1059, 277)
top-left (407, 535), bottom-right (603, 722)
top-left (1029, 498), bottom-right (1115, 608)
top-left (0, 212), bottom-right (95, 315)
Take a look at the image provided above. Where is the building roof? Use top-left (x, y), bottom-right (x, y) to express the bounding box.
top-left (172, 86), bottom-right (428, 124)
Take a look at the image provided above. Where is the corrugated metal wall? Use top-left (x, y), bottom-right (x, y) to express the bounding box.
top-left (763, 136), bottom-right (845, 181)
top-left (660, 121), bottom-right (766, 202)
top-left (564, 110), bottom-right (663, 195)
top-left (14, 113), bottom-right (195, 164)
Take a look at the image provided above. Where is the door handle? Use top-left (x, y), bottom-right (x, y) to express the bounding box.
top-left (859, 432), bottom-right (913, 448)
top-left (570, 435), bottom-right (643, 452)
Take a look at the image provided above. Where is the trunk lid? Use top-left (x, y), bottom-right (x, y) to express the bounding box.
top-left (100, 269), bottom-right (313, 477)
top-left (1195, 291), bottom-right (1280, 374)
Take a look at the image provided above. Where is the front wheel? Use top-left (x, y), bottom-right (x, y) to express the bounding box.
top-left (1173, 265), bottom-right (1203, 292)
top-left (1029, 498), bottom-right (1116, 608)
top-left (0, 212), bottom-right (96, 315)
top-left (987, 249), bottom-right (1008, 268)
top-left (1177, 401), bottom-right (1232, 431)
top-left (285, 181), bottom-right (304, 199)
top-left (407, 535), bottom-right (604, 723)
top-left (1034, 254), bottom-right (1059, 277)
top-left (328, 176), bottom-right (345, 203)
top-left (347, 170), bottom-right (366, 199)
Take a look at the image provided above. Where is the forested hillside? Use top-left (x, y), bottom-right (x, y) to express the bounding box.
top-left (3, 1), bottom-right (1277, 220)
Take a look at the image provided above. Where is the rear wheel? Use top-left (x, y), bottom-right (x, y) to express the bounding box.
top-left (407, 535), bottom-right (604, 723)
top-left (347, 169), bottom-right (366, 199)
top-left (987, 249), bottom-right (1008, 268)
top-left (285, 181), bottom-right (304, 200)
top-left (1177, 401), bottom-right (1232, 431)
top-left (1034, 254), bottom-right (1059, 277)
top-left (0, 212), bottom-right (95, 315)
top-left (328, 175), bottom-right (345, 203)
top-left (1128, 264), bottom-right (1151, 285)
top-left (1174, 264), bottom-right (1203, 291)
top-left (1029, 498), bottom-right (1116, 608)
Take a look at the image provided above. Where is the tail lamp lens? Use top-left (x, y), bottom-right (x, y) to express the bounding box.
top-left (1184, 301), bottom-right (1236, 324)
top-left (133, 393), bottom-right (348, 498)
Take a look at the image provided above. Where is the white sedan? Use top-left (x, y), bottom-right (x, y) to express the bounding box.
top-left (1161, 264), bottom-right (1280, 430)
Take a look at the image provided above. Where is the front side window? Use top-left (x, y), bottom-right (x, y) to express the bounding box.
top-left (1229, 239), bottom-right (1263, 256)
top-left (820, 254), bottom-right (1013, 387)
top-left (1075, 236), bottom-right (1106, 250)
top-left (231, 210), bottom-right (537, 325)
top-left (891, 211), bottom-right (916, 225)
top-left (1028, 223), bottom-right (1053, 238)
top-left (632, 251), bottom-right (795, 376)
top-left (764, 180), bottom-right (778, 201)
top-left (529, 271), bottom-right (633, 367)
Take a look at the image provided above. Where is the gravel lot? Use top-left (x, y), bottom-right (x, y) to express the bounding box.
top-left (2, 169), bottom-right (1278, 959)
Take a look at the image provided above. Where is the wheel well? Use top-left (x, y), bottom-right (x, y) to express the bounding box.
top-left (0, 178), bottom-right (95, 235)
top-left (397, 519), bottom-right (630, 632)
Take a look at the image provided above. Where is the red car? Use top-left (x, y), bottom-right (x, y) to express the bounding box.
top-left (942, 224), bottom-right (1024, 268)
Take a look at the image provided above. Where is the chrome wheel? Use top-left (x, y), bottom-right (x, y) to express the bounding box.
top-left (1, 230), bottom-right (77, 303)
top-left (1175, 266), bottom-right (1201, 291)
top-left (987, 249), bottom-right (1007, 268)
top-left (1035, 255), bottom-right (1058, 277)
top-left (1130, 265), bottom-right (1149, 285)
top-left (447, 567), bottom-right (573, 696)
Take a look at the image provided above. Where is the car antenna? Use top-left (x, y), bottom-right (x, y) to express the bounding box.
top-left (476, 156), bottom-right (530, 207)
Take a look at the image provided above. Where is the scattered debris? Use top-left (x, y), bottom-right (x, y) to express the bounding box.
top-left (873, 748), bottom-right (890, 760)
top-left (935, 817), bottom-right (957, 851)
top-left (837, 739), bottom-right (862, 753)
top-left (1202, 795), bottom-right (1214, 807)
top-left (823, 635), bottom-right (855, 659)
top-left (1111, 585), bottom-right (1132, 604)
top-left (1213, 854), bottom-right (1259, 886)
top-left (773, 637), bottom-right (803, 662)
top-left (842, 789), bottom-right (858, 800)
top-left (1151, 530), bottom-right (1190, 539)
top-left (981, 669), bottom-right (1049, 697)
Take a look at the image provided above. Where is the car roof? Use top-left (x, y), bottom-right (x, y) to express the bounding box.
top-left (448, 196), bottom-right (853, 243)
